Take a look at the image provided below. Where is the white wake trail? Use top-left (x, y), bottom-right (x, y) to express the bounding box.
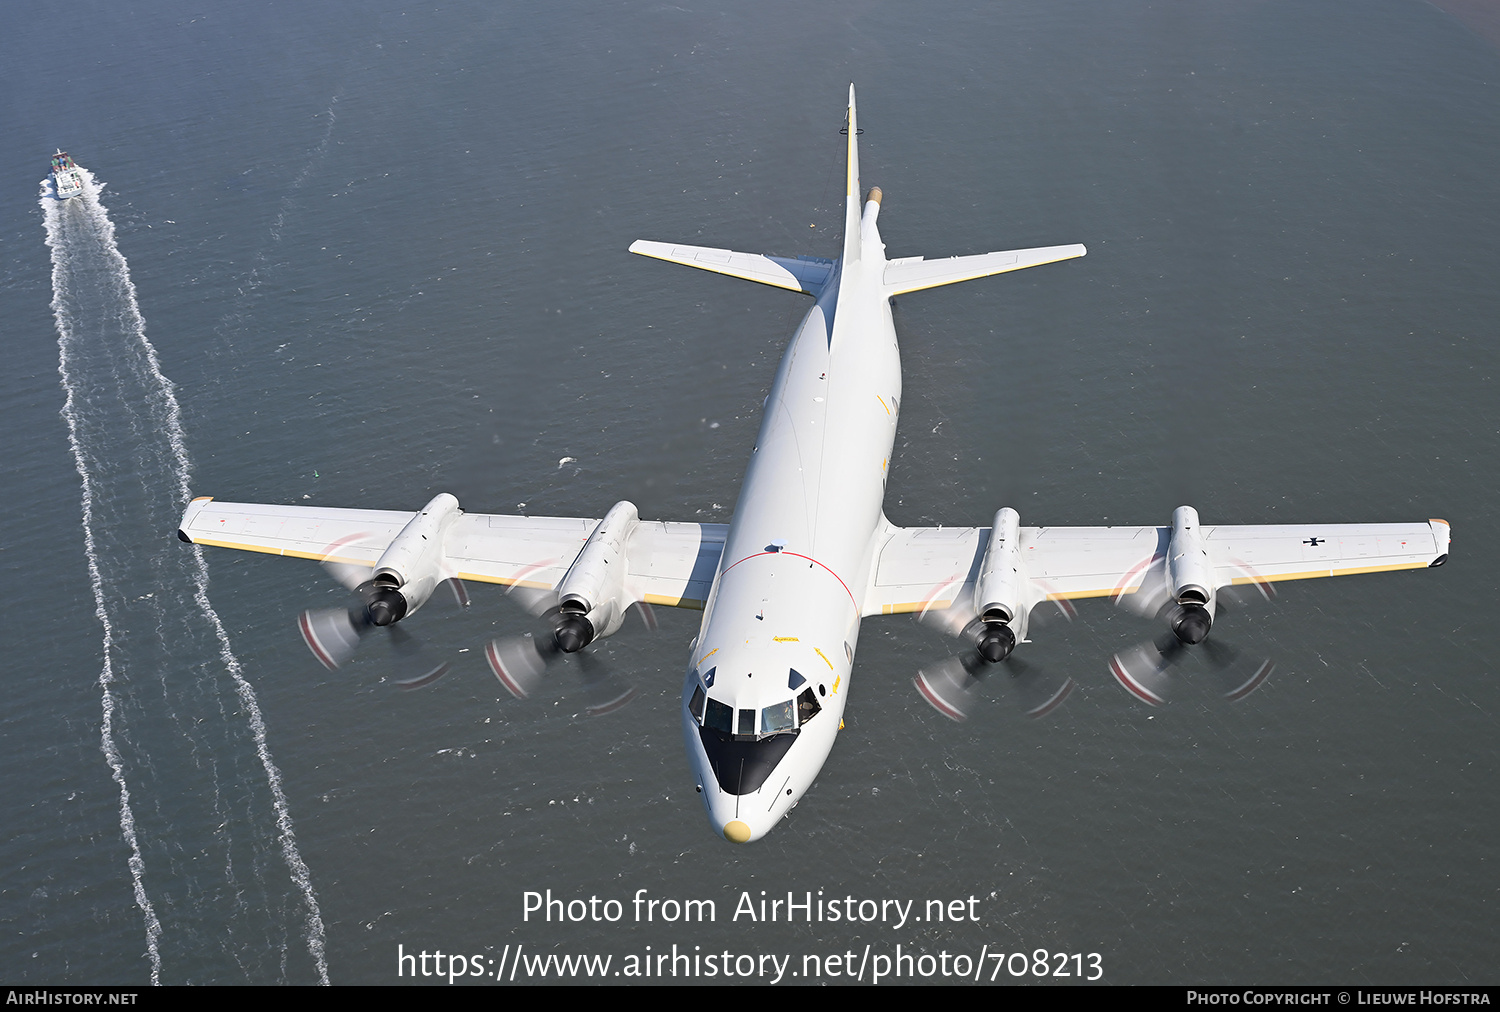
top-left (188, 574), bottom-right (329, 984)
top-left (43, 171), bottom-right (329, 984)
top-left (270, 93), bottom-right (339, 242)
top-left (49, 182), bottom-right (165, 982)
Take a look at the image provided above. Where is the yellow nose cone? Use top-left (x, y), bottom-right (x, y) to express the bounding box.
top-left (723, 821), bottom-right (752, 844)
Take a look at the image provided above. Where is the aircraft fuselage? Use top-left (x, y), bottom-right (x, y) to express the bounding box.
top-left (682, 196), bottom-right (899, 842)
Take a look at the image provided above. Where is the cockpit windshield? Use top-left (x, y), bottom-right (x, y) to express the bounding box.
top-left (687, 666), bottom-right (824, 796)
top-left (688, 666), bottom-right (821, 738)
top-left (760, 699), bottom-right (796, 734)
top-left (704, 697), bottom-right (733, 734)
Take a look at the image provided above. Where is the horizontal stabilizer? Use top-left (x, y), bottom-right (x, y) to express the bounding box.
top-left (884, 243), bottom-right (1086, 296)
top-left (629, 241), bottom-right (834, 296)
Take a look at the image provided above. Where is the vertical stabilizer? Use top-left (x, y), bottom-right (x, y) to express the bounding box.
top-left (843, 85), bottom-right (862, 265)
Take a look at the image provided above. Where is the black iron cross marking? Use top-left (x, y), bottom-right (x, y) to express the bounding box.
top-left (1304, 537), bottom-right (1325, 546)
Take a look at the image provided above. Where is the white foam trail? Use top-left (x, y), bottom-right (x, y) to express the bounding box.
top-left (188, 572), bottom-right (329, 985)
top-left (44, 171), bottom-right (330, 984)
top-left (222, 93), bottom-right (340, 369)
top-left (45, 177), bottom-right (164, 986)
top-left (270, 94), bottom-right (339, 242)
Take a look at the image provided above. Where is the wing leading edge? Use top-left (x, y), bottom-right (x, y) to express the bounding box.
top-left (178, 497), bottom-right (727, 610)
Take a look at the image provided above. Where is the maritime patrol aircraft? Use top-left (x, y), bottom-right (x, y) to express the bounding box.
top-left (176, 86), bottom-right (1450, 844)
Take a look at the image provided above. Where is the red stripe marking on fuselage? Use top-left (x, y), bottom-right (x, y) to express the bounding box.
top-left (721, 551), bottom-right (856, 608)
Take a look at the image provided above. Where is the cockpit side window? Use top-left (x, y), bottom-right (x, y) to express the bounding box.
top-left (688, 684), bottom-right (706, 723)
top-left (797, 687), bottom-right (821, 724)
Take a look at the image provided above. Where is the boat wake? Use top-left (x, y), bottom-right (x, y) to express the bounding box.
top-left (43, 170), bottom-right (329, 985)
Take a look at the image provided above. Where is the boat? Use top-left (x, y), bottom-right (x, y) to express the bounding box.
top-left (50, 151), bottom-right (85, 199)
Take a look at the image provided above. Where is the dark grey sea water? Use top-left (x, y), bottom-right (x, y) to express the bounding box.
top-left (2, 0), bottom-right (1496, 986)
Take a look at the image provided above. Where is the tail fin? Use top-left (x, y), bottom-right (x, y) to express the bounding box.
top-left (843, 84), bottom-right (863, 264)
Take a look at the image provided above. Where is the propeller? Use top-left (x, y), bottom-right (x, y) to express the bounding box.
top-left (915, 650), bottom-right (1075, 722)
top-left (298, 544), bottom-right (468, 689)
top-left (1108, 559), bottom-right (1275, 705)
top-left (484, 585), bottom-right (654, 715)
top-left (912, 585), bottom-right (1075, 722)
top-left (575, 648), bottom-right (639, 717)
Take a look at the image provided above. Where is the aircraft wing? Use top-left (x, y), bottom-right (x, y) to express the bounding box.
top-left (864, 518), bottom-right (1451, 617)
top-left (628, 241), bottom-right (835, 296)
top-left (177, 497), bottom-right (727, 609)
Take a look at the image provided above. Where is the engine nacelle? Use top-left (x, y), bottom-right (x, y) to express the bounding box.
top-left (553, 500), bottom-right (639, 651)
top-left (971, 507), bottom-right (1030, 661)
top-left (1166, 505), bottom-right (1216, 643)
top-left (366, 492), bottom-right (462, 625)
top-left (1166, 506), bottom-right (1214, 606)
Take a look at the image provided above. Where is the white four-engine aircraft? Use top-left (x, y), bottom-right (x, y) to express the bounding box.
top-left (177, 87), bottom-right (1450, 844)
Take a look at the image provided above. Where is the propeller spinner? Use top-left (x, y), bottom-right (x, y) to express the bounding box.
top-left (485, 583), bottom-right (655, 715)
top-left (1108, 546), bottom-right (1275, 706)
top-left (912, 583), bottom-right (1075, 722)
top-left (298, 538), bottom-right (465, 689)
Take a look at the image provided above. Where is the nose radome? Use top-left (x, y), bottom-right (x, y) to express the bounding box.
top-left (723, 820), bottom-right (752, 844)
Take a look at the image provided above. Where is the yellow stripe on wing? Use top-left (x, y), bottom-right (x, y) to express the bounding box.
top-left (1230, 561), bottom-right (1430, 584)
top-left (881, 599), bottom-right (955, 615)
top-left (1048, 586), bottom-right (1136, 601)
top-left (453, 572), bottom-right (557, 590)
top-left (641, 592), bottom-right (707, 611)
top-left (191, 537), bottom-right (371, 565)
top-left (1044, 561), bottom-right (1430, 600)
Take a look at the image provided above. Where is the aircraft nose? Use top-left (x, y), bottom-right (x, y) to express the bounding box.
top-left (704, 798), bottom-right (772, 843)
top-left (697, 759), bottom-right (803, 843)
